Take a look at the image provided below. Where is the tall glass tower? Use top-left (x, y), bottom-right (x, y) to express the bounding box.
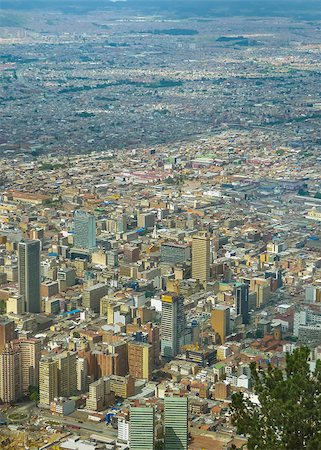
top-left (74, 210), bottom-right (96, 250)
top-left (161, 293), bottom-right (186, 359)
top-left (164, 396), bottom-right (188, 450)
top-left (18, 240), bottom-right (41, 313)
top-left (130, 406), bottom-right (155, 450)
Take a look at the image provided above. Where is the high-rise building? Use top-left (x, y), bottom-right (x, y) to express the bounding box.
top-left (211, 306), bottom-right (230, 344)
top-left (235, 283), bottom-right (249, 324)
top-left (0, 346), bottom-right (22, 403)
top-left (18, 239), bottom-right (41, 313)
top-left (57, 352), bottom-right (77, 398)
top-left (13, 338), bottom-right (41, 394)
top-left (76, 357), bottom-right (88, 392)
top-left (74, 210), bottom-right (96, 250)
top-left (128, 341), bottom-right (153, 380)
top-left (192, 233), bottom-right (210, 282)
top-left (164, 396), bottom-right (188, 450)
top-left (130, 406), bottom-right (155, 450)
top-left (161, 293), bottom-right (186, 359)
top-left (39, 357), bottom-right (58, 406)
top-left (0, 318), bottom-right (16, 352)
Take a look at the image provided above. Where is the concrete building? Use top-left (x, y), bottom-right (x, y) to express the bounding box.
top-left (6, 295), bottom-right (25, 315)
top-left (137, 212), bottom-right (155, 230)
top-left (44, 298), bottom-right (61, 315)
top-left (164, 396), bottom-right (188, 450)
top-left (214, 381), bottom-right (231, 400)
top-left (50, 397), bottom-right (76, 416)
top-left (57, 267), bottom-right (76, 292)
top-left (211, 305), bottom-right (230, 344)
top-left (128, 341), bottom-right (153, 380)
top-left (76, 357), bottom-right (88, 393)
top-left (18, 239), bottom-right (41, 313)
top-left (192, 233), bottom-right (210, 282)
top-left (0, 318), bottom-right (16, 352)
top-left (110, 374), bottom-right (135, 398)
top-left (57, 352), bottom-right (77, 398)
top-left (161, 242), bottom-right (191, 265)
top-left (86, 377), bottom-right (114, 411)
top-left (74, 210), bottom-right (96, 250)
top-left (0, 346), bottom-right (22, 403)
top-left (39, 357), bottom-right (58, 406)
top-left (13, 338), bottom-right (41, 394)
top-left (82, 283), bottom-right (109, 313)
top-left (118, 417), bottom-right (130, 444)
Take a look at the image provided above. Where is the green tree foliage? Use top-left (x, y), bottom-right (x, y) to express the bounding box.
top-left (298, 187), bottom-right (309, 197)
top-left (28, 385), bottom-right (39, 403)
top-left (231, 347), bottom-right (321, 450)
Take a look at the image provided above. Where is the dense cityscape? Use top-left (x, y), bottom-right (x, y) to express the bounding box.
top-left (0, 1), bottom-right (321, 449)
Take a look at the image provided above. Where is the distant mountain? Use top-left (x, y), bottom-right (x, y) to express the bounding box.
top-left (2, 0), bottom-right (321, 20)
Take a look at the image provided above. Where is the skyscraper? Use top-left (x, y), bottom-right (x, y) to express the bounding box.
top-left (0, 346), bottom-right (22, 403)
top-left (18, 239), bottom-right (41, 313)
top-left (74, 210), bottom-right (96, 250)
top-left (12, 338), bottom-right (41, 395)
top-left (211, 305), bottom-right (230, 344)
top-left (39, 357), bottom-right (58, 406)
top-left (128, 341), bottom-right (153, 380)
top-left (130, 406), bottom-right (155, 450)
top-left (161, 293), bottom-right (186, 359)
top-left (0, 318), bottom-right (16, 352)
top-left (57, 352), bottom-right (77, 398)
top-left (164, 396), bottom-right (188, 450)
top-left (235, 283), bottom-right (249, 324)
top-left (192, 233), bottom-right (210, 282)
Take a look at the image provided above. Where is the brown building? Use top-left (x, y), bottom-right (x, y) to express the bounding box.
top-left (123, 245), bottom-right (140, 263)
top-left (0, 346), bottom-right (22, 403)
top-left (41, 281), bottom-right (59, 298)
top-left (143, 322), bottom-right (160, 367)
top-left (214, 381), bottom-right (231, 401)
top-left (128, 341), bottom-right (153, 380)
top-left (0, 318), bottom-right (16, 353)
top-left (96, 342), bottom-right (128, 378)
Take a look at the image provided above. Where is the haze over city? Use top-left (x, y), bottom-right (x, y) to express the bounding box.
top-left (0, 1), bottom-right (320, 449)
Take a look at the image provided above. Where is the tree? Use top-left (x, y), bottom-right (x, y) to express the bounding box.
top-left (231, 347), bottom-right (321, 450)
top-left (28, 385), bottom-right (39, 403)
top-left (298, 188), bottom-right (309, 197)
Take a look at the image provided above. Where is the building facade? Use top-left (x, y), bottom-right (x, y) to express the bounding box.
top-left (18, 239), bottom-right (41, 313)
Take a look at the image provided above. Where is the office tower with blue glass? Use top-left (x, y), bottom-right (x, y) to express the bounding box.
top-left (74, 210), bottom-right (96, 250)
top-left (18, 239), bottom-right (41, 313)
